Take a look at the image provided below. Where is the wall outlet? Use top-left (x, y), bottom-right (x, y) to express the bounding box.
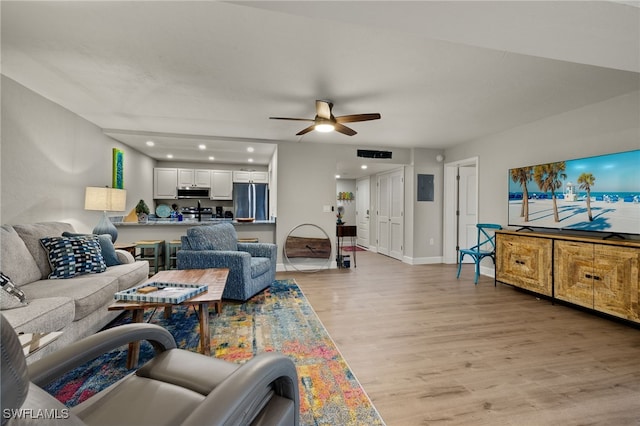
top-left (429, 238), bottom-right (434, 245)
top-left (323, 205), bottom-right (331, 212)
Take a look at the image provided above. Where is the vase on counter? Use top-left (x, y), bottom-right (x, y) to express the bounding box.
top-left (137, 212), bottom-right (148, 223)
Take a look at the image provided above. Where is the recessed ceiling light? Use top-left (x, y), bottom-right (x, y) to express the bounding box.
top-left (209, 156), bottom-right (215, 161)
top-left (199, 144), bottom-right (206, 150)
top-left (335, 174), bottom-right (341, 179)
top-left (361, 165), bottom-right (368, 169)
top-left (247, 147), bottom-right (255, 153)
top-left (167, 154), bottom-right (173, 159)
top-left (146, 140), bottom-right (155, 147)
top-left (248, 158), bottom-right (254, 163)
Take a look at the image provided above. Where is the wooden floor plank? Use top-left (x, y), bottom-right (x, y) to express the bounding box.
top-left (277, 250), bottom-right (640, 425)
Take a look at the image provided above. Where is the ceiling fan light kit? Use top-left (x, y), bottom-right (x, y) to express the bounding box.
top-left (270, 100), bottom-right (381, 136)
top-left (315, 123), bottom-right (335, 133)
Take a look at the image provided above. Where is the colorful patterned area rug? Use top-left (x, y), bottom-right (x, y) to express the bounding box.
top-left (44, 279), bottom-right (384, 425)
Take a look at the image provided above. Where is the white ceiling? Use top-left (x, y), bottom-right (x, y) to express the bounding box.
top-left (2, 1), bottom-right (639, 177)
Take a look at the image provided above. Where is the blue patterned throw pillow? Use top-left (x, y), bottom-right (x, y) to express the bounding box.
top-left (40, 236), bottom-right (107, 279)
top-left (62, 232), bottom-right (121, 267)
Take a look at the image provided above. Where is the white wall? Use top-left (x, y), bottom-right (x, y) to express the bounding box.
top-left (275, 143), bottom-right (338, 268)
top-left (1, 76), bottom-right (154, 231)
top-left (408, 148), bottom-right (445, 263)
top-left (444, 90), bottom-right (640, 237)
top-left (336, 179), bottom-right (356, 225)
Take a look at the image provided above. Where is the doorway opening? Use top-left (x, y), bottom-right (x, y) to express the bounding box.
top-left (443, 157), bottom-right (478, 264)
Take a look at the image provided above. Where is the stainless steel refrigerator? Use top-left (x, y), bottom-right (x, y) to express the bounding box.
top-left (233, 183), bottom-right (268, 220)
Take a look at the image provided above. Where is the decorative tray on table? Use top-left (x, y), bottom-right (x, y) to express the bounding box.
top-left (114, 282), bottom-right (208, 304)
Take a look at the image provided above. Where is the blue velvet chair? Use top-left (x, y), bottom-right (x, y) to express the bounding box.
top-left (177, 223), bottom-right (277, 301)
top-left (456, 223), bottom-right (502, 285)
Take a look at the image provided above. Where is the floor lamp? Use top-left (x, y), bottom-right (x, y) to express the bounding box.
top-left (84, 187), bottom-right (127, 243)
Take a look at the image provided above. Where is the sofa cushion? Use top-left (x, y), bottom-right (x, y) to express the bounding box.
top-left (21, 275), bottom-right (118, 321)
top-left (186, 223), bottom-right (238, 251)
top-left (0, 272), bottom-right (27, 310)
top-left (0, 226), bottom-right (42, 286)
top-left (13, 222), bottom-right (75, 279)
top-left (40, 236), bottom-right (107, 279)
top-left (101, 261), bottom-right (150, 291)
top-left (0, 297), bottom-right (74, 333)
top-left (250, 257), bottom-right (272, 278)
top-left (63, 232), bottom-right (121, 267)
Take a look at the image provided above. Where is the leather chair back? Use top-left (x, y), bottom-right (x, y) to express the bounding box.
top-left (1, 314), bottom-right (30, 426)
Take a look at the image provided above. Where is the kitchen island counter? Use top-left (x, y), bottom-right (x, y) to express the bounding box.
top-left (114, 220), bottom-right (276, 244)
top-left (115, 219), bottom-right (275, 226)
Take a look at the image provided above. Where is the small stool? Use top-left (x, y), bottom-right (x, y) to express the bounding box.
top-left (165, 240), bottom-right (182, 270)
top-left (134, 240), bottom-right (165, 275)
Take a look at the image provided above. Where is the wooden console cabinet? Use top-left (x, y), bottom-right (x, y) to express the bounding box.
top-left (496, 230), bottom-right (640, 324)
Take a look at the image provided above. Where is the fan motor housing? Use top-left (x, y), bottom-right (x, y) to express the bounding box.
top-left (357, 149), bottom-right (392, 159)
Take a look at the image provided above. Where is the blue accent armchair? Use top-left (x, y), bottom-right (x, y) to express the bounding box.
top-left (177, 223), bottom-right (277, 301)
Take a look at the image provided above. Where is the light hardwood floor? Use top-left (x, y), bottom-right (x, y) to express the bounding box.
top-left (277, 250), bottom-right (640, 426)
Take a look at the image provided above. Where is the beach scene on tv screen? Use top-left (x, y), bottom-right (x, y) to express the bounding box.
top-left (508, 150), bottom-right (640, 234)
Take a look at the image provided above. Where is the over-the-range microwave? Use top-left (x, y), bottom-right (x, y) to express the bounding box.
top-left (177, 187), bottom-right (210, 199)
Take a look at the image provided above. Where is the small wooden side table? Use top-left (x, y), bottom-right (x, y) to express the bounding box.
top-left (114, 242), bottom-right (136, 256)
top-left (18, 332), bottom-right (63, 357)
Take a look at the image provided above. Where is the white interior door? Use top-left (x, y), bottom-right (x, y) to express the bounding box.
top-left (377, 168), bottom-right (404, 260)
top-left (377, 173), bottom-right (391, 256)
top-left (389, 170), bottom-right (404, 260)
top-left (458, 164), bottom-right (478, 262)
top-left (356, 177), bottom-right (370, 248)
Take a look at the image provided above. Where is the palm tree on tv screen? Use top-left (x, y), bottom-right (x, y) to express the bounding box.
top-left (511, 167), bottom-right (533, 221)
top-left (577, 172), bottom-right (596, 221)
top-left (534, 162), bottom-right (567, 222)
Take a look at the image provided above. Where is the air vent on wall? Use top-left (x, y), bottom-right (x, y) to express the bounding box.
top-left (357, 149), bottom-right (392, 159)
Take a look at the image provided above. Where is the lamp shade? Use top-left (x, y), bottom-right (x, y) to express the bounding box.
top-left (84, 187), bottom-right (127, 212)
top-left (84, 187), bottom-right (126, 243)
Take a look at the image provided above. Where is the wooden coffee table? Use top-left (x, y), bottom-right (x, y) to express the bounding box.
top-left (108, 268), bottom-right (229, 368)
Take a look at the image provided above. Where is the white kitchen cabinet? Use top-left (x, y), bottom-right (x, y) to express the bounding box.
top-left (250, 171), bottom-right (269, 183)
top-left (177, 169), bottom-right (210, 187)
top-left (154, 168), bottom-right (178, 199)
top-left (194, 169), bottom-right (211, 187)
top-left (177, 169), bottom-right (194, 187)
top-left (210, 170), bottom-right (233, 200)
top-left (233, 170), bottom-right (268, 183)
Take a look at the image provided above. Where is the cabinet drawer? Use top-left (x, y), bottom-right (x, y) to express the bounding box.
top-left (593, 245), bottom-right (640, 322)
top-left (554, 241), bottom-right (594, 308)
top-left (496, 234), bottom-right (552, 296)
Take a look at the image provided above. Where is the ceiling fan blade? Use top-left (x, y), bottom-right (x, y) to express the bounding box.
top-left (316, 100), bottom-right (333, 120)
top-left (296, 124), bottom-right (317, 136)
top-left (335, 113), bottom-right (381, 123)
top-left (270, 117), bottom-right (315, 122)
top-left (334, 123), bottom-right (357, 136)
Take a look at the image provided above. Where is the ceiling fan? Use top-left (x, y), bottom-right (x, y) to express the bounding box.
top-left (270, 100), bottom-right (381, 136)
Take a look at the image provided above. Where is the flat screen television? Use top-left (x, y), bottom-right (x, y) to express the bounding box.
top-left (508, 149), bottom-right (640, 236)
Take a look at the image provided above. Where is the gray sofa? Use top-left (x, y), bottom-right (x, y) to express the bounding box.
top-left (0, 222), bottom-right (149, 363)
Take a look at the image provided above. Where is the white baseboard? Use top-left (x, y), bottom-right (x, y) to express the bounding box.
top-left (403, 256), bottom-right (443, 265)
top-left (480, 265), bottom-right (496, 279)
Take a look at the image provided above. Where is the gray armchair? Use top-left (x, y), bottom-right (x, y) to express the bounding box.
top-left (0, 314), bottom-right (299, 426)
top-left (177, 223), bottom-right (277, 301)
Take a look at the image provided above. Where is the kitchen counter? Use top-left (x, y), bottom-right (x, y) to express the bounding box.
top-left (114, 219), bottom-right (276, 245)
top-left (115, 219), bottom-right (276, 226)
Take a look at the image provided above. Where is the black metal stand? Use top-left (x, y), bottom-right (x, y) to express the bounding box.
top-left (336, 225), bottom-right (357, 268)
